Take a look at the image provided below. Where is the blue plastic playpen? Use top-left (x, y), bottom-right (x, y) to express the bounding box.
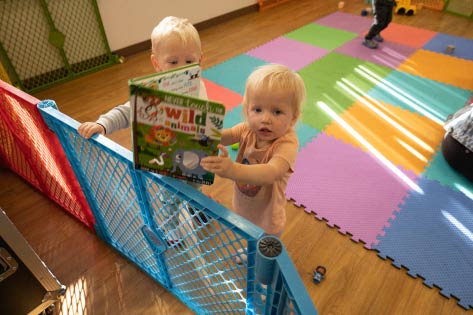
top-left (32, 99), bottom-right (317, 314)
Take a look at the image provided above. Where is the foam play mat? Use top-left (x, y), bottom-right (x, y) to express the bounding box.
top-left (202, 11), bottom-right (473, 310)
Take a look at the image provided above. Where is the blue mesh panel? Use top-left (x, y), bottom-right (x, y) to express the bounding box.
top-left (37, 100), bottom-right (317, 315)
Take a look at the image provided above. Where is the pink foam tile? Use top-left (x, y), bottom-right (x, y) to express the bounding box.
top-left (314, 11), bottom-right (373, 34)
top-left (286, 133), bottom-right (418, 248)
top-left (246, 37), bottom-right (329, 71)
top-left (203, 78), bottom-right (243, 111)
top-left (335, 37), bottom-right (417, 68)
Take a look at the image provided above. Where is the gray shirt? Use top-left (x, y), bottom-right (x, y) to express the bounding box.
top-left (97, 80), bottom-right (208, 135)
top-left (444, 103), bottom-right (473, 152)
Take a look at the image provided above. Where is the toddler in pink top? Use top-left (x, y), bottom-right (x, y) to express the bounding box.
top-left (201, 64), bottom-right (306, 240)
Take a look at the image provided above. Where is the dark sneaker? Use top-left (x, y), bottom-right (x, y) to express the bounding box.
top-left (363, 39), bottom-right (378, 49)
top-left (374, 34), bottom-right (384, 42)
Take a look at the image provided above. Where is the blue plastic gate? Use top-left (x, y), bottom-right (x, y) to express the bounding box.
top-left (38, 99), bottom-right (317, 315)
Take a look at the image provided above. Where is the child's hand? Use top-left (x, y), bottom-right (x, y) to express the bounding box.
top-left (201, 144), bottom-right (234, 178)
top-left (78, 122), bottom-right (105, 139)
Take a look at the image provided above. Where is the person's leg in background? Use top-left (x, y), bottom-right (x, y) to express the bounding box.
top-left (374, 2), bottom-right (393, 42)
top-left (364, 1), bottom-right (392, 48)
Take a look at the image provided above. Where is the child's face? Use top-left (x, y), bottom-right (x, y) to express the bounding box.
top-left (151, 35), bottom-right (201, 72)
top-left (246, 87), bottom-right (297, 147)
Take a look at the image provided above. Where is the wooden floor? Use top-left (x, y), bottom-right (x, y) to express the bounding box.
top-left (2, 0), bottom-right (473, 314)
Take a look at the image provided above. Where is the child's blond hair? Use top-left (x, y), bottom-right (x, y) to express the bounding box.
top-left (242, 64), bottom-right (306, 120)
top-left (151, 16), bottom-right (201, 55)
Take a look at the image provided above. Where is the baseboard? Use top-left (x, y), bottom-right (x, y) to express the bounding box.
top-left (114, 4), bottom-right (259, 58)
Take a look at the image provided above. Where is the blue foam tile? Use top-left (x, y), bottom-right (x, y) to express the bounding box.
top-left (203, 55), bottom-right (267, 95)
top-left (392, 260), bottom-right (403, 269)
top-left (227, 145), bottom-right (238, 162)
top-left (294, 122), bottom-right (320, 150)
top-left (223, 105), bottom-right (243, 129)
top-left (423, 278), bottom-right (435, 289)
top-left (367, 70), bottom-right (471, 123)
top-left (223, 105), bottom-right (243, 161)
top-left (373, 177), bottom-right (473, 310)
top-left (423, 33), bottom-right (473, 61)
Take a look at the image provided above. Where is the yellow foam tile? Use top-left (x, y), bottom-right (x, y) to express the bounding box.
top-left (324, 97), bottom-right (445, 175)
top-left (398, 50), bottom-right (473, 90)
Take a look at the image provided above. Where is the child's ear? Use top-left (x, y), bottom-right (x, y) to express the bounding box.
top-left (150, 54), bottom-right (160, 71)
top-left (291, 112), bottom-right (299, 126)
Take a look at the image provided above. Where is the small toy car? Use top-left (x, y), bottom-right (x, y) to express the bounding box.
top-left (313, 265), bottom-right (326, 284)
top-left (395, 0), bottom-right (416, 15)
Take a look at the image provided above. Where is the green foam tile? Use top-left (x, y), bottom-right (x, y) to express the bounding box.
top-left (298, 52), bottom-right (393, 130)
top-left (285, 23), bottom-right (358, 50)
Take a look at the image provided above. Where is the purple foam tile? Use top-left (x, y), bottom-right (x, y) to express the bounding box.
top-left (286, 133), bottom-right (417, 248)
top-left (246, 37), bottom-right (329, 71)
top-left (314, 11), bottom-right (372, 34)
top-left (335, 37), bottom-right (417, 68)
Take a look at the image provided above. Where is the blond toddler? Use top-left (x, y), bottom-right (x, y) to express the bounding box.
top-left (78, 16), bottom-right (207, 138)
top-left (201, 64), bottom-right (306, 238)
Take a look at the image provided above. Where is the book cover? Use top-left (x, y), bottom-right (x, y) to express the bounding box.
top-left (130, 68), bottom-right (225, 185)
top-left (129, 63), bottom-right (201, 97)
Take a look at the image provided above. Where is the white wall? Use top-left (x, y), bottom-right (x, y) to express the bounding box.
top-left (96, 0), bottom-right (256, 51)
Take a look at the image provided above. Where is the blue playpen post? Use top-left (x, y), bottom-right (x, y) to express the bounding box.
top-left (37, 100), bottom-right (112, 243)
top-left (256, 235), bottom-right (317, 315)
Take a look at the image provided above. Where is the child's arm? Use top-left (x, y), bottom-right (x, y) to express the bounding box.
top-left (78, 122), bottom-right (106, 139)
top-left (201, 144), bottom-right (291, 185)
top-left (219, 123), bottom-right (246, 146)
top-left (78, 102), bottom-right (131, 138)
top-left (219, 128), bottom-right (235, 146)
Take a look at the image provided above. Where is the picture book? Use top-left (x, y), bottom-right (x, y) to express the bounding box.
top-left (129, 63), bottom-right (201, 97)
top-left (129, 65), bottom-right (225, 185)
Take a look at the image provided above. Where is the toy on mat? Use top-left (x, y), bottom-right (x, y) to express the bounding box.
top-left (446, 45), bottom-right (455, 54)
top-left (231, 143), bottom-right (239, 150)
top-left (395, 0), bottom-right (416, 15)
top-left (313, 265), bottom-right (327, 284)
top-left (361, 7), bottom-right (373, 16)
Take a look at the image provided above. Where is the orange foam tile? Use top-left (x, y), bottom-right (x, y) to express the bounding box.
top-left (398, 50), bottom-right (473, 90)
top-left (324, 97), bottom-right (444, 175)
top-left (381, 23), bottom-right (437, 48)
top-left (203, 78), bottom-right (243, 111)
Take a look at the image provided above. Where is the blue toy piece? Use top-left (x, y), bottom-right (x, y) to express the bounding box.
top-left (361, 7), bottom-right (372, 16)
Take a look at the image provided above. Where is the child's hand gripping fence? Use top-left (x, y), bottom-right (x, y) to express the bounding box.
top-left (37, 99), bottom-right (318, 315)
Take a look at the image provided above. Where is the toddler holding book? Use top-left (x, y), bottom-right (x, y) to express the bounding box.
top-left (78, 16), bottom-right (209, 242)
top-left (200, 64), bottom-right (306, 263)
top-left (78, 16), bottom-right (206, 138)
